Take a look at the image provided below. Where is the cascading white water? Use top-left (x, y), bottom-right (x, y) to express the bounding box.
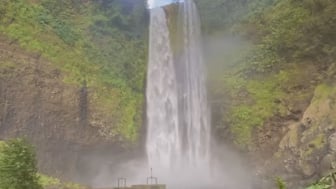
top-left (146, 7), bottom-right (180, 170)
top-left (146, 0), bottom-right (212, 187)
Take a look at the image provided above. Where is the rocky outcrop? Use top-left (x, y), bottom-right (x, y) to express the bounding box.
top-left (255, 78), bottom-right (336, 187)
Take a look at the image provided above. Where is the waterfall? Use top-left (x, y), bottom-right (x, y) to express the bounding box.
top-left (146, 7), bottom-right (180, 170)
top-left (146, 0), bottom-right (212, 187)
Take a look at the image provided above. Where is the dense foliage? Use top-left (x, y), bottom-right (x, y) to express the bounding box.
top-left (244, 0), bottom-right (336, 70)
top-left (0, 139), bottom-right (42, 189)
top-left (197, 0), bottom-right (336, 147)
top-left (0, 140), bottom-right (86, 189)
top-left (0, 0), bottom-right (148, 142)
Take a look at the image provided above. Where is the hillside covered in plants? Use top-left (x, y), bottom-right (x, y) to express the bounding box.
top-left (0, 0), bottom-right (148, 142)
top-left (196, 0), bottom-right (336, 187)
top-left (0, 0), bottom-right (335, 188)
top-left (0, 0), bottom-right (149, 183)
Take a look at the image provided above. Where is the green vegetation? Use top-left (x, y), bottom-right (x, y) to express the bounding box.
top-left (228, 73), bottom-right (287, 146)
top-left (39, 174), bottom-right (87, 189)
top-left (305, 172), bottom-right (335, 189)
top-left (276, 174), bottom-right (336, 189)
top-left (276, 177), bottom-right (287, 189)
top-left (276, 174), bottom-right (335, 189)
top-left (243, 0), bottom-right (336, 70)
top-left (313, 84), bottom-right (336, 103)
top-left (0, 0), bottom-right (148, 142)
top-left (0, 139), bottom-right (42, 189)
top-left (0, 141), bottom-right (5, 150)
top-left (1, 0), bottom-right (334, 150)
top-left (38, 174), bottom-right (61, 187)
top-left (198, 0), bottom-right (336, 147)
top-left (0, 139), bottom-right (85, 189)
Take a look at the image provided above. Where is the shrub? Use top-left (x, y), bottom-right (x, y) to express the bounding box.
top-left (0, 139), bottom-right (42, 189)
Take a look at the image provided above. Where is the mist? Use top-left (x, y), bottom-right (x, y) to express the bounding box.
top-left (203, 32), bottom-right (251, 74)
top-left (77, 35), bottom-right (257, 189)
top-left (72, 138), bottom-right (257, 188)
top-left (76, 1), bottom-right (256, 189)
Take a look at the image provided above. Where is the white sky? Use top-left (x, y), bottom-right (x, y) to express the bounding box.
top-left (148, 0), bottom-right (182, 9)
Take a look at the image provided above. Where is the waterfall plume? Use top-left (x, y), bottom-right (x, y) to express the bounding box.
top-left (146, 0), bottom-right (212, 188)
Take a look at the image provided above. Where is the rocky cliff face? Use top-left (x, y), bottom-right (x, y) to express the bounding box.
top-left (249, 63), bottom-right (336, 188)
top-left (0, 35), bottom-right (142, 183)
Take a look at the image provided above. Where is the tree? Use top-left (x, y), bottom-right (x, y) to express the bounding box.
top-left (0, 139), bottom-right (42, 189)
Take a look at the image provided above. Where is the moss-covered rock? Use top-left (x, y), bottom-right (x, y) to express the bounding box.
top-left (271, 82), bottom-right (336, 183)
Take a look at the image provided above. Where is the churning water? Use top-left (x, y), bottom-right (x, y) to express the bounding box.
top-left (146, 0), bottom-right (212, 187)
